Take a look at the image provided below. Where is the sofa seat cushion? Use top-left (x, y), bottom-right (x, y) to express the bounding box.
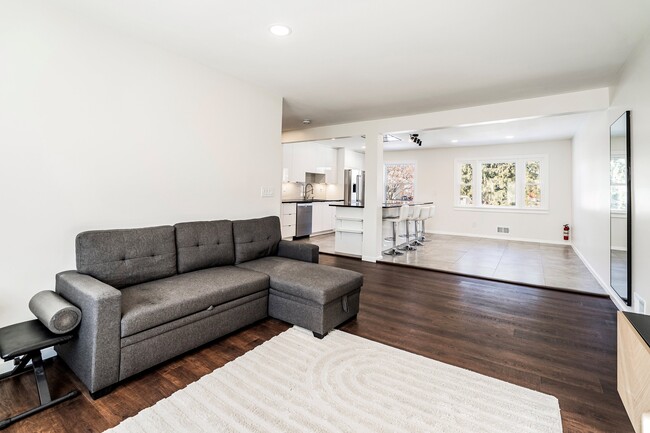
top-left (120, 266), bottom-right (269, 337)
top-left (237, 257), bottom-right (363, 305)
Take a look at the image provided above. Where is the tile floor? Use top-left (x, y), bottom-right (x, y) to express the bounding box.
top-left (298, 232), bottom-right (605, 295)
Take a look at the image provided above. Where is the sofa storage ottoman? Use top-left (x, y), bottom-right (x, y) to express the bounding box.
top-left (236, 256), bottom-right (362, 338)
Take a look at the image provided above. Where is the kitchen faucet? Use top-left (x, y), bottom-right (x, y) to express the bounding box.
top-left (304, 183), bottom-right (314, 200)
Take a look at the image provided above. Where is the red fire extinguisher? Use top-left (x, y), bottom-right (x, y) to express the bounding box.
top-left (563, 224), bottom-right (570, 241)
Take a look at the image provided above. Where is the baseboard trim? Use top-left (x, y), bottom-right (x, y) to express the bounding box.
top-left (571, 245), bottom-right (630, 312)
top-left (429, 230), bottom-right (571, 246)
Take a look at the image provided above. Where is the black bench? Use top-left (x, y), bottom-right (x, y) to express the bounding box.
top-left (0, 319), bottom-right (79, 430)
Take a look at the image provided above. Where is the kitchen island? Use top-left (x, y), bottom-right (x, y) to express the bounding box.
top-left (329, 202), bottom-right (364, 256)
top-left (329, 201), bottom-right (434, 257)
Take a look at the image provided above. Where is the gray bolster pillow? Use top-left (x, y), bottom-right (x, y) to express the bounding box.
top-left (29, 290), bottom-right (82, 334)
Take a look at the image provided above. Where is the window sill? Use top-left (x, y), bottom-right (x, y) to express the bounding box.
top-left (454, 206), bottom-right (549, 215)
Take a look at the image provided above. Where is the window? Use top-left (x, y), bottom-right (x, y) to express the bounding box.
top-left (385, 163), bottom-right (415, 201)
top-left (481, 162), bottom-right (516, 206)
top-left (459, 163), bottom-right (473, 205)
top-left (455, 156), bottom-right (547, 210)
top-left (610, 156), bottom-right (627, 212)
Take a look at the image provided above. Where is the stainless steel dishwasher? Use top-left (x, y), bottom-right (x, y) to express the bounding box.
top-left (295, 203), bottom-right (313, 239)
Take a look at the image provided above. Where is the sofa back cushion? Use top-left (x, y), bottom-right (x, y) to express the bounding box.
top-left (76, 226), bottom-right (177, 289)
top-left (232, 216), bottom-right (282, 264)
top-left (174, 220), bottom-right (235, 273)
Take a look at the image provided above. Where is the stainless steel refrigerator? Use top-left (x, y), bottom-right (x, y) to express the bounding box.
top-left (343, 169), bottom-right (365, 205)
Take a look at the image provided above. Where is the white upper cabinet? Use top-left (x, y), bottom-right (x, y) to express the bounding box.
top-left (283, 142), bottom-right (338, 184)
top-left (344, 149), bottom-right (365, 171)
top-left (282, 144), bottom-right (292, 182)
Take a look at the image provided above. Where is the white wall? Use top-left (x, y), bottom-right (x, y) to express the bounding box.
top-left (572, 32), bottom-right (650, 312)
top-left (611, 32), bottom-right (650, 312)
top-left (571, 112), bottom-right (612, 300)
top-left (384, 140), bottom-right (573, 243)
top-left (0, 1), bottom-right (283, 327)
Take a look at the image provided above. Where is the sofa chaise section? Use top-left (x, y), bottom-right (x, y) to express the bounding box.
top-left (233, 217), bottom-right (362, 338)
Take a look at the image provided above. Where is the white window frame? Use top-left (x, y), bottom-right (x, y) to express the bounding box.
top-left (384, 162), bottom-right (417, 202)
top-left (454, 155), bottom-right (549, 212)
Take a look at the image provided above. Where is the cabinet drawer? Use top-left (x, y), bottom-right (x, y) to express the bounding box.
top-left (281, 224), bottom-right (296, 239)
top-left (281, 203), bottom-right (297, 215)
top-left (281, 213), bottom-right (296, 226)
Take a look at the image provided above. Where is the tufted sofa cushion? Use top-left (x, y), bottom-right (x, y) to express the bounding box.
top-left (232, 216), bottom-right (282, 264)
top-left (76, 226), bottom-right (177, 289)
top-left (175, 220), bottom-right (235, 273)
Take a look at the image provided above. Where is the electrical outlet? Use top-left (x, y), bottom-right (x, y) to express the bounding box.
top-left (634, 293), bottom-right (647, 314)
top-left (260, 187), bottom-right (274, 198)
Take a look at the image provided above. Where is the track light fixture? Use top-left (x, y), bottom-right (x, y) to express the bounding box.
top-left (410, 134), bottom-right (422, 146)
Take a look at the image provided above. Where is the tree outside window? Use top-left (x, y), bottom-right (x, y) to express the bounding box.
top-left (525, 160), bottom-right (542, 208)
top-left (456, 156), bottom-right (547, 210)
top-left (481, 162), bottom-right (516, 206)
top-left (385, 163), bottom-right (415, 201)
top-left (611, 156), bottom-right (627, 211)
top-left (459, 163), bottom-right (473, 205)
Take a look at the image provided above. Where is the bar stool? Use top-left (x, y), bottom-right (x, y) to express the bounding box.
top-left (383, 204), bottom-right (409, 256)
top-left (413, 206), bottom-right (429, 246)
top-left (421, 205), bottom-right (435, 242)
top-left (400, 205), bottom-right (421, 251)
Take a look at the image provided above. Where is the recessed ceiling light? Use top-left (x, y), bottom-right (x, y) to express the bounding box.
top-left (505, 135), bottom-right (514, 139)
top-left (269, 24), bottom-right (292, 37)
top-left (362, 146), bottom-right (366, 149)
top-left (451, 139), bottom-right (459, 143)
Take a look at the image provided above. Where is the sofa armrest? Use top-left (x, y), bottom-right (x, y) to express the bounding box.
top-left (277, 240), bottom-right (319, 263)
top-left (55, 271), bottom-right (122, 394)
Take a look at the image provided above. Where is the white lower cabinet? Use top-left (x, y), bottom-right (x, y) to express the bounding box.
top-left (281, 203), bottom-right (296, 239)
top-left (312, 202), bottom-right (336, 234)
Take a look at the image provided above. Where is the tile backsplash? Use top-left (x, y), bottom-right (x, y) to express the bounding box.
top-left (282, 182), bottom-right (340, 200)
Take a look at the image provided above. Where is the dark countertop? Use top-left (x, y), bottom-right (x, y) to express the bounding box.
top-left (623, 312), bottom-right (650, 348)
top-left (330, 203), bottom-right (364, 208)
top-left (282, 199), bottom-right (344, 204)
top-left (382, 201), bottom-right (434, 208)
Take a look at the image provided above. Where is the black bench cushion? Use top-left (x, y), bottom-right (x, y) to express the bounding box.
top-left (237, 256), bottom-right (363, 304)
top-left (76, 226), bottom-right (177, 289)
top-left (0, 320), bottom-right (73, 360)
top-left (175, 220), bottom-right (235, 273)
top-left (120, 266), bottom-right (269, 337)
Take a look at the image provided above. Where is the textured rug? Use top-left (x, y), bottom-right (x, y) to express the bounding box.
top-left (106, 327), bottom-right (562, 433)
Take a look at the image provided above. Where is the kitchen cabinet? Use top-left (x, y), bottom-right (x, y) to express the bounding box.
top-left (312, 202), bottom-right (337, 233)
top-left (280, 203), bottom-right (296, 238)
top-left (283, 143), bottom-right (338, 184)
top-left (344, 149), bottom-right (364, 171)
top-left (282, 144), bottom-right (292, 182)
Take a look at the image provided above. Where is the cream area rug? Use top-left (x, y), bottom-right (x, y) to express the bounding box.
top-left (106, 327), bottom-right (562, 433)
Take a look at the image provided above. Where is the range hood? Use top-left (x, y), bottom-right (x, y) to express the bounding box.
top-left (305, 172), bottom-right (327, 184)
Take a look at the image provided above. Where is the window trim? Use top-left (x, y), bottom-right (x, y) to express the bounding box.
top-left (454, 155), bottom-right (549, 211)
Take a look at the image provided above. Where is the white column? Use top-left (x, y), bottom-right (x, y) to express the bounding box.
top-left (362, 132), bottom-right (384, 262)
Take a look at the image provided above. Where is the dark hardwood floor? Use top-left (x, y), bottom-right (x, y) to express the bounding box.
top-left (0, 255), bottom-right (632, 433)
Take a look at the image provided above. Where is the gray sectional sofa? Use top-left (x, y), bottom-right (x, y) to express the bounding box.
top-left (55, 216), bottom-right (362, 397)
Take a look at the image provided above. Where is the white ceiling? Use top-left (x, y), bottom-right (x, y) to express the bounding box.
top-left (58, 0), bottom-right (650, 131)
top-left (296, 112), bottom-right (592, 152)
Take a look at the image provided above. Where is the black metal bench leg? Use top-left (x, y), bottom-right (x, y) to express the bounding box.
top-left (0, 351), bottom-right (79, 431)
top-left (31, 352), bottom-right (51, 404)
top-left (0, 390), bottom-right (79, 430)
top-left (0, 353), bottom-right (33, 381)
